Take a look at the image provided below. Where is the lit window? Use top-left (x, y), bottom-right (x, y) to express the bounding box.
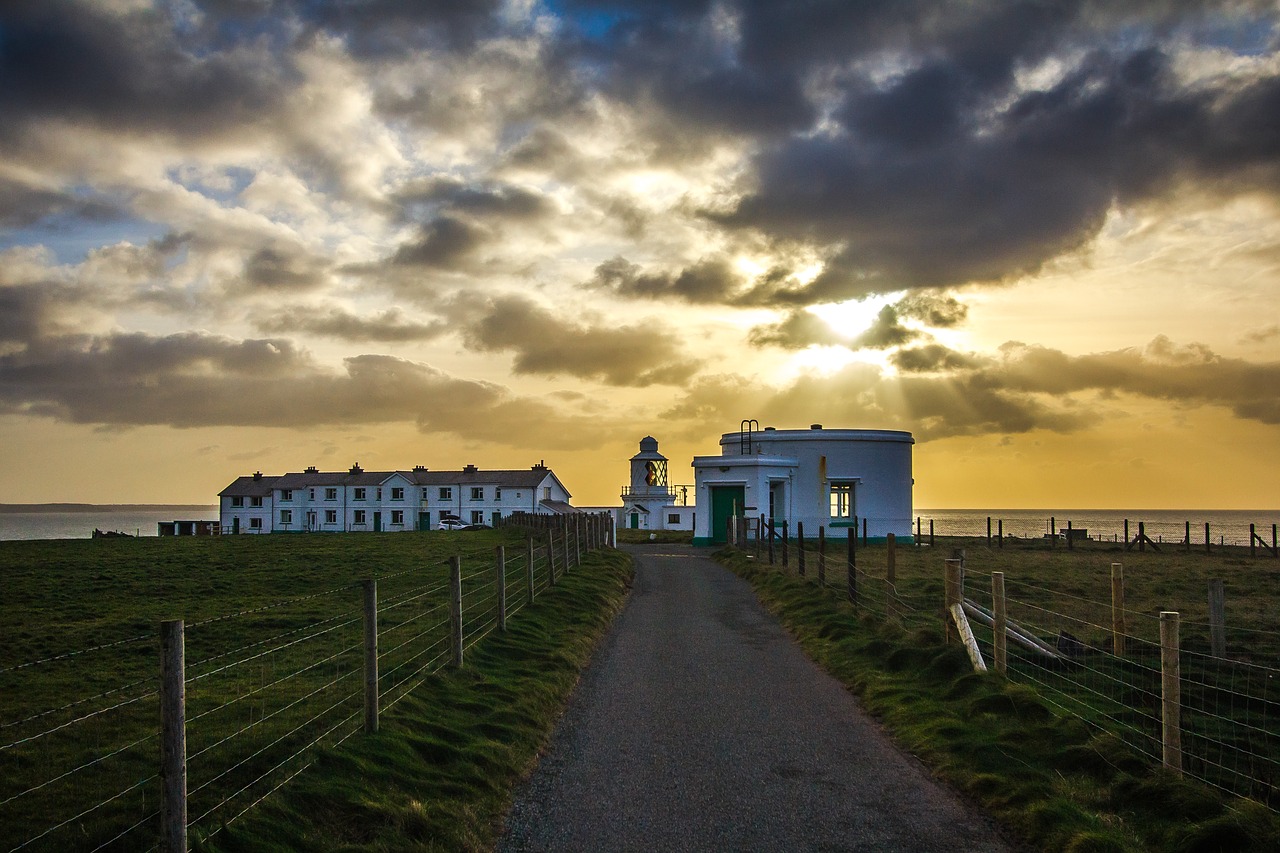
top-left (471, 487), bottom-right (484, 501)
top-left (391, 487), bottom-right (404, 501)
top-left (391, 510), bottom-right (403, 525)
top-left (354, 487), bottom-right (366, 501)
top-left (830, 483), bottom-right (855, 518)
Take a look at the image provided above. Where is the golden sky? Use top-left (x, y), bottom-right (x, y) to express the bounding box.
top-left (1, 1), bottom-right (1278, 509)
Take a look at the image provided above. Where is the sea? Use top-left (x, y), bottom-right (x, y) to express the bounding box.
top-left (0, 505), bottom-right (1276, 547)
top-left (916, 509), bottom-right (1280, 548)
top-left (0, 505), bottom-right (218, 541)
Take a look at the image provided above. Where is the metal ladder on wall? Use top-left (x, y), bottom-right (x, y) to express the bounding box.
top-left (740, 419), bottom-right (759, 455)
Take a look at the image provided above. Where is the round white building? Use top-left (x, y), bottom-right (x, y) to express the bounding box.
top-left (691, 423), bottom-right (914, 545)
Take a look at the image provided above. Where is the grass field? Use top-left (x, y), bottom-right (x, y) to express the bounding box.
top-left (718, 536), bottom-right (1280, 851)
top-left (0, 529), bottom-right (631, 851)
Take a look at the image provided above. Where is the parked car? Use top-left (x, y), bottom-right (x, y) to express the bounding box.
top-left (437, 517), bottom-right (466, 530)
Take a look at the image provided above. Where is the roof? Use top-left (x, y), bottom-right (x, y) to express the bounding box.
top-left (539, 499), bottom-right (578, 514)
top-left (220, 466), bottom-right (566, 495)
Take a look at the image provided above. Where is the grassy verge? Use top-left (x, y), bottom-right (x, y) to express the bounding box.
top-left (714, 546), bottom-right (1280, 853)
top-left (203, 545), bottom-right (632, 851)
top-left (615, 529), bottom-right (693, 545)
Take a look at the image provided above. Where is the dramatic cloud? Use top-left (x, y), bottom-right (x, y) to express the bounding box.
top-left (254, 306), bottom-right (449, 342)
top-left (447, 294), bottom-right (701, 386)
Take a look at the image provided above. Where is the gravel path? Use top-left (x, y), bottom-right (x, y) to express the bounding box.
top-left (497, 545), bottom-right (1019, 852)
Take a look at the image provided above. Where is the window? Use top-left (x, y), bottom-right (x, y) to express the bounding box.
top-left (325, 509), bottom-right (337, 524)
top-left (376, 488), bottom-right (382, 501)
top-left (471, 510), bottom-right (484, 524)
top-left (231, 496), bottom-right (244, 507)
top-left (309, 488), bottom-right (315, 500)
top-left (325, 488), bottom-right (337, 501)
top-left (422, 488), bottom-right (430, 501)
top-left (494, 487), bottom-right (501, 500)
top-left (439, 487), bottom-right (452, 500)
top-left (354, 487), bottom-right (366, 501)
top-left (830, 483), bottom-right (855, 518)
top-left (391, 510), bottom-right (403, 525)
top-left (668, 513), bottom-right (680, 524)
top-left (354, 510), bottom-right (366, 525)
top-left (542, 487), bottom-right (552, 500)
top-left (251, 496), bottom-right (263, 508)
top-left (249, 517), bottom-right (262, 530)
top-left (280, 490), bottom-right (293, 501)
top-left (280, 510), bottom-right (292, 524)
top-left (470, 487), bottom-right (484, 501)
top-left (391, 487), bottom-right (404, 501)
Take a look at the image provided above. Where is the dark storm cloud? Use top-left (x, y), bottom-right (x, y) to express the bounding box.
top-left (586, 256), bottom-right (743, 303)
top-left (0, 327), bottom-right (623, 448)
top-left (254, 305), bottom-right (449, 342)
top-left (0, 1), bottom-right (287, 140)
top-left (447, 294), bottom-right (700, 386)
top-left (390, 178), bottom-right (554, 223)
top-left (0, 179), bottom-right (127, 228)
top-left (747, 310), bottom-right (848, 350)
top-left (239, 246), bottom-right (328, 292)
top-left (391, 216), bottom-right (489, 268)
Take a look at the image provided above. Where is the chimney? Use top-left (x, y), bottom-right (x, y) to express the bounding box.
top-left (253, 471), bottom-right (263, 481)
top-left (349, 463), bottom-right (363, 474)
top-left (532, 459), bottom-right (546, 470)
top-left (811, 423), bottom-right (823, 430)
top-left (413, 465), bottom-right (427, 472)
top-left (305, 466), bottom-right (318, 474)
top-left (463, 464), bottom-right (478, 474)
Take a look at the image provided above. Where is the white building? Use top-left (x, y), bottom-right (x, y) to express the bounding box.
top-left (219, 461), bottom-right (572, 534)
top-left (616, 436), bottom-right (695, 531)
top-left (691, 423), bottom-right (914, 546)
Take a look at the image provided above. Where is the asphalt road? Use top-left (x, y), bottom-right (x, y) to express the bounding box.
top-left (497, 545), bottom-right (1019, 852)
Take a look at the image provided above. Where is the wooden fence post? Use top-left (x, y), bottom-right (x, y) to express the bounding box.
top-left (797, 521), bottom-right (806, 576)
top-left (817, 526), bottom-right (826, 585)
top-left (986, 516), bottom-right (992, 548)
top-left (1160, 611), bottom-right (1182, 774)
top-left (992, 572), bottom-right (1007, 674)
top-left (997, 518), bottom-right (1003, 549)
top-left (496, 546), bottom-right (507, 632)
top-left (886, 532), bottom-right (896, 586)
top-left (1111, 563), bottom-right (1126, 657)
top-left (526, 535), bottom-right (536, 604)
top-left (363, 580), bottom-right (379, 733)
top-left (1205, 522), bottom-right (1211, 554)
top-left (782, 520), bottom-right (789, 568)
top-left (548, 530), bottom-right (558, 586)
top-left (944, 558), bottom-right (963, 644)
top-left (450, 556), bottom-right (463, 668)
top-left (929, 518), bottom-right (935, 548)
top-left (846, 530), bottom-right (857, 605)
top-left (160, 620), bottom-right (187, 853)
top-left (1208, 579), bottom-right (1226, 658)
top-left (767, 518), bottom-right (775, 565)
top-left (1067, 520), bottom-right (1074, 551)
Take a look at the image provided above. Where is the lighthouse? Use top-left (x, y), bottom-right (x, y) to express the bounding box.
top-left (618, 436), bottom-right (694, 530)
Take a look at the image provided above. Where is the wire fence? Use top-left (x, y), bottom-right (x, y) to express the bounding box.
top-left (0, 513), bottom-right (615, 852)
top-left (727, 522), bottom-right (1280, 810)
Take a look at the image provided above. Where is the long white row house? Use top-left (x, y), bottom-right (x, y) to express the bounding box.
top-left (219, 462), bottom-right (572, 534)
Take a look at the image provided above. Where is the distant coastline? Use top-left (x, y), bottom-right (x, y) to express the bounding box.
top-left (0, 504), bottom-right (217, 514)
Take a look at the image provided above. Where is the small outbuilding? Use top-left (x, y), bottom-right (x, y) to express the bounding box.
top-left (691, 423), bottom-right (914, 545)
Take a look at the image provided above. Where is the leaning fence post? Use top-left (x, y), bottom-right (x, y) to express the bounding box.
top-left (1208, 579), bottom-right (1226, 658)
top-left (846, 530), bottom-right (857, 605)
top-left (496, 546), bottom-right (507, 632)
top-left (450, 557), bottom-right (463, 668)
top-left (767, 518), bottom-right (775, 565)
top-left (992, 572), bottom-right (1007, 674)
top-left (547, 531), bottom-right (558, 586)
top-left (797, 521), bottom-right (806, 576)
top-left (1160, 611), bottom-right (1182, 774)
top-left (160, 619), bottom-right (187, 853)
top-left (782, 520), bottom-right (789, 568)
top-left (1111, 563), bottom-right (1126, 657)
top-left (363, 580), bottom-right (379, 732)
top-left (526, 535), bottom-right (536, 604)
top-left (944, 558), bottom-right (963, 644)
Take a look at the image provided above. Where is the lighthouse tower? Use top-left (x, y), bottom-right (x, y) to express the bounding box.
top-left (615, 436), bottom-right (673, 530)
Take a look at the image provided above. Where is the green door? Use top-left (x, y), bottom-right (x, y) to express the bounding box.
top-left (419, 511), bottom-right (430, 530)
top-left (710, 486), bottom-right (745, 544)
top-left (373, 512), bottom-right (382, 532)
top-left (630, 512), bottom-right (639, 529)
top-left (232, 516), bottom-right (240, 534)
